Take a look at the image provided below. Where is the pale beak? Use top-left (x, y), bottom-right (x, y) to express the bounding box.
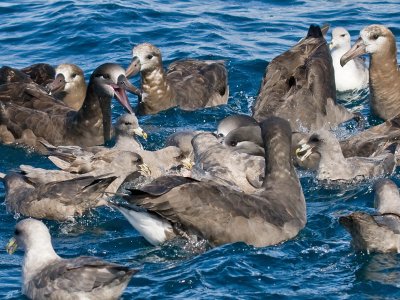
top-left (340, 37), bottom-right (366, 67)
top-left (295, 144), bottom-right (314, 162)
top-left (6, 237), bottom-right (18, 255)
top-left (133, 127), bottom-right (147, 139)
top-left (181, 157), bottom-right (195, 170)
top-left (139, 163), bottom-right (151, 176)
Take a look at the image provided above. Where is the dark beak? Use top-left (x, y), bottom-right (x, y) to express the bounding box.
top-left (340, 37), bottom-right (367, 67)
top-left (48, 73), bottom-right (66, 94)
top-left (118, 75), bottom-right (141, 96)
top-left (112, 74), bottom-right (135, 114)
top-left (125, 56), bottom-right (141, 78)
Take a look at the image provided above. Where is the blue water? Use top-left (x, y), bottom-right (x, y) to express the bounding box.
top-left (1, 0), bottom-right (400, 298)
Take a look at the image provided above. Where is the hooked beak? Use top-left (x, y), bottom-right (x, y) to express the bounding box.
top-left (295, 143), bottom-right (314, 162)
top-left (48, 73), bottom-right (66, 95)
top-left (6, 237), bottom-right (18, 255)
top-left (329, 41), bottom-right (336, 50)
top-left (112, 74), bottom-right (135, 114)
top-left (118, 75), bottom-right (141, 96)
top-left (133, 127), bottom-right (147, 139)
top-left (139, 163), bottom-right (151, 176)
top-left (125, 56), bottom-right (141, 78)
top-left (181, 157), bottom-right (195, 170)
top-left (340, 37), bottom-right (366, 67)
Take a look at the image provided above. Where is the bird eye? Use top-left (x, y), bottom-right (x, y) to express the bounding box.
top-left (124, 122), bottom-right (131, 125)
top-left (14, 229), bottom-right (21, 236)
top-left (146, 54), bottom-right (153, 60)
top-left (136, 157), bottom-right (143, 163)
top-left (371, 33), bottom-right (379, 40)
top-left (71, 73), bottom-right (77, 78)
top-left (340, 34), bottom-right (346, 37)
top-left (217, 133), bottom-right (224, 138)
top-left (230, 141), bottom-right (237, 147)
top-left (309, 136), bottom-right (320, 143)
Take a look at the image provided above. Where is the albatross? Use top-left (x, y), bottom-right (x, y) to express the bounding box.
top-left (341, 25), bottom-right (400, 120)
top-left (6, 219), bottom-right (137, 299)
top-left (112, 116), bottom-right (306, 248)
top-left (125, 43), bottom-right (229, 115)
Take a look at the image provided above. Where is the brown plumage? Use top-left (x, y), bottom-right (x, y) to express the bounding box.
top-left (0, 63), bottom-right (135, 148)
top-left (126, 43), bottom-right (229, 115)
top-left (115, 117), bottom-right (306, 247)
top-left (252, 25), bottom-right (357, 131)
top-left (341, 25), bottom-right (400, 120)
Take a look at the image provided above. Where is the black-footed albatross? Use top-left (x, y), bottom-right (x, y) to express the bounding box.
top-left (112, 116), bottom-right (306, 247)
top-left (6, 219), bottom-right (137, 299)
top-left (341, 25), bottom-right (400, 120)
top-left (252, 24), bottom-right (359, 131)
top-left (0, 63), bottom-right (136, 147)
top-left (0, 63), bottom-right (55, 86)
top-left (2, 171), bottom-right (116, 221)
top-left (125, 43), bottom-right (229, 115)
top-left (296, 129), bottom-right (396, 182)
top-left (339, 179), bottom-right (400, 253)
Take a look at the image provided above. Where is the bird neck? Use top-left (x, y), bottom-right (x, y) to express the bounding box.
top-left (140, 67), bottom-right (175, 113)
top-left (23, 243), bottom-right (60, 285)
top-left (114, 134), bottom-right (142, 152)
top-left (63, 82), bottom-right (87, 110)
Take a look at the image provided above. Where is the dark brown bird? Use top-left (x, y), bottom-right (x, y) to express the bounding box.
top-left (113, 116), bottom-right (306, 248)
top-left (252, 25), bottom-right (358, 131)
top-left (0, 63), bottom-right (136, 148)
top-left (125, 43), bottom-right (229, 115)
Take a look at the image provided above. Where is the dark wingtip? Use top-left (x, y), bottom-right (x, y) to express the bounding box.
top-left (306, 24), bottom-right (323, 39)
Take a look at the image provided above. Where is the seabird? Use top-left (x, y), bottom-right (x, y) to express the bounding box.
top-left (252, 24), bottom-right (360, 131)
top-left (48, 63), bottom-right (87, 110)
top-left (125, 43), bottom-right (229, 115)
top-left (2, 171), bottom-right (116, 221)
top-left (6, 219), bottom-right (137, 298)
top-left (215, 114), bottom-right (258, 142)
top-left (113, 117), bottom-right (306, 248)
top-left (0, 63), bottom-right (137, 148)
top-left (330, 27), bottom-right (368, 92)
top-left (340, 179), bottom-right (400, 253)
top-left (341, 25), bottom-right (400, 120)
top-left (296, 129), bottom-right (396, 182)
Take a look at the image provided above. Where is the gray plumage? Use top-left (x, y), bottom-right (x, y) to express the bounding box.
top-left (296, 129), bottom-right (396, 182)
top-left (115, 116), bottom-right (306, 248)
top-left (340, 179), bottom-right (400, 253)
top-left (126, 43), bottom-right (229, 115)
top-left (215, 114), bottom-right (258, 142)
top-left (8, 219), bottom-right (137, 299)
top-left (3, 172), bottom-right (116, 221)
top-left (252, 24), bottom-right (357, 131)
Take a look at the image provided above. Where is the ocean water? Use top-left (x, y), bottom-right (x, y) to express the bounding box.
top-left (1, 0), bottom-right (400, 299)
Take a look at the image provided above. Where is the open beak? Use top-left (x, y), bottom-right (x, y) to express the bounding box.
top-left (340, 37), bottom-right (366, 67)
top-left (6, 237), bottom-right (18, 255)
top-left (125, 56), bottom-right (141, 78)
top-left (295, 143), bottom-right (314, 162)
top-left (48, 73), bottom-right (66, 95)
top-left (133, 127), bottom-right (147, 139)
top-left (112, 75), bottom-right (135, 114)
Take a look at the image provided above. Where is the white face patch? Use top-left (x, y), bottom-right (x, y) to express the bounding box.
top-left (133, 44), bottom-right (161, 72)
top-left (361, 28), bottom-right (386, 54)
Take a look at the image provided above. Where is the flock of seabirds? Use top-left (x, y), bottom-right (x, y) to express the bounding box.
top-left (0, 22), bottom-right (400, 298)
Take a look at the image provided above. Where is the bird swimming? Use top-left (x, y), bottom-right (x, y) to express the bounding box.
top-left (340, 179), bottom-right (400, 253)
top-left (0, 63), bottom-right (137, 148)
top-left (112, 116), bottom-right (306, 248)
top-left (330, 27), bottom-right (368, 92)
top-left (6, 219), bottom-right (137, 299)
top-left (125, 43), bottom-right (229, 115)
top-left (341, 25), bottom-right (400, 120)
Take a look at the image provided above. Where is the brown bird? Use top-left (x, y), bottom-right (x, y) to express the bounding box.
top-left (0, 63), bottom-right (136, 148)
top-left (125, 43), bottom-right (229, 114)
top-left (341, 25), bottom-right (400, 120)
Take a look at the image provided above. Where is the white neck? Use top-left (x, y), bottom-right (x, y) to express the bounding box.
top-left (114, 135), bottom-right (142, 152)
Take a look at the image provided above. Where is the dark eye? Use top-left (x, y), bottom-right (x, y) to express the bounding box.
top-left (217, 133), bottom-right (223, 138)
top-left (371, 33), bottom-right (379, 40)
top-left (14, 229), bottom-right (21, 236)
top-left (309, 136), bottom-right (320, 143)
top-left (146, 54), bottom-right (153, 60)
top-left (103, 74), bottom-right (110, 79)
top-left (124, 122), bottom-right (131, 126)
top-left (340, 34), bottom-right (346, 37)
top-left (136, 156), bottom-right (143, 163)
top-left (230, 141), bottom-right (237, 147)
top-left (71, 73), bottom-right (77, 78)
